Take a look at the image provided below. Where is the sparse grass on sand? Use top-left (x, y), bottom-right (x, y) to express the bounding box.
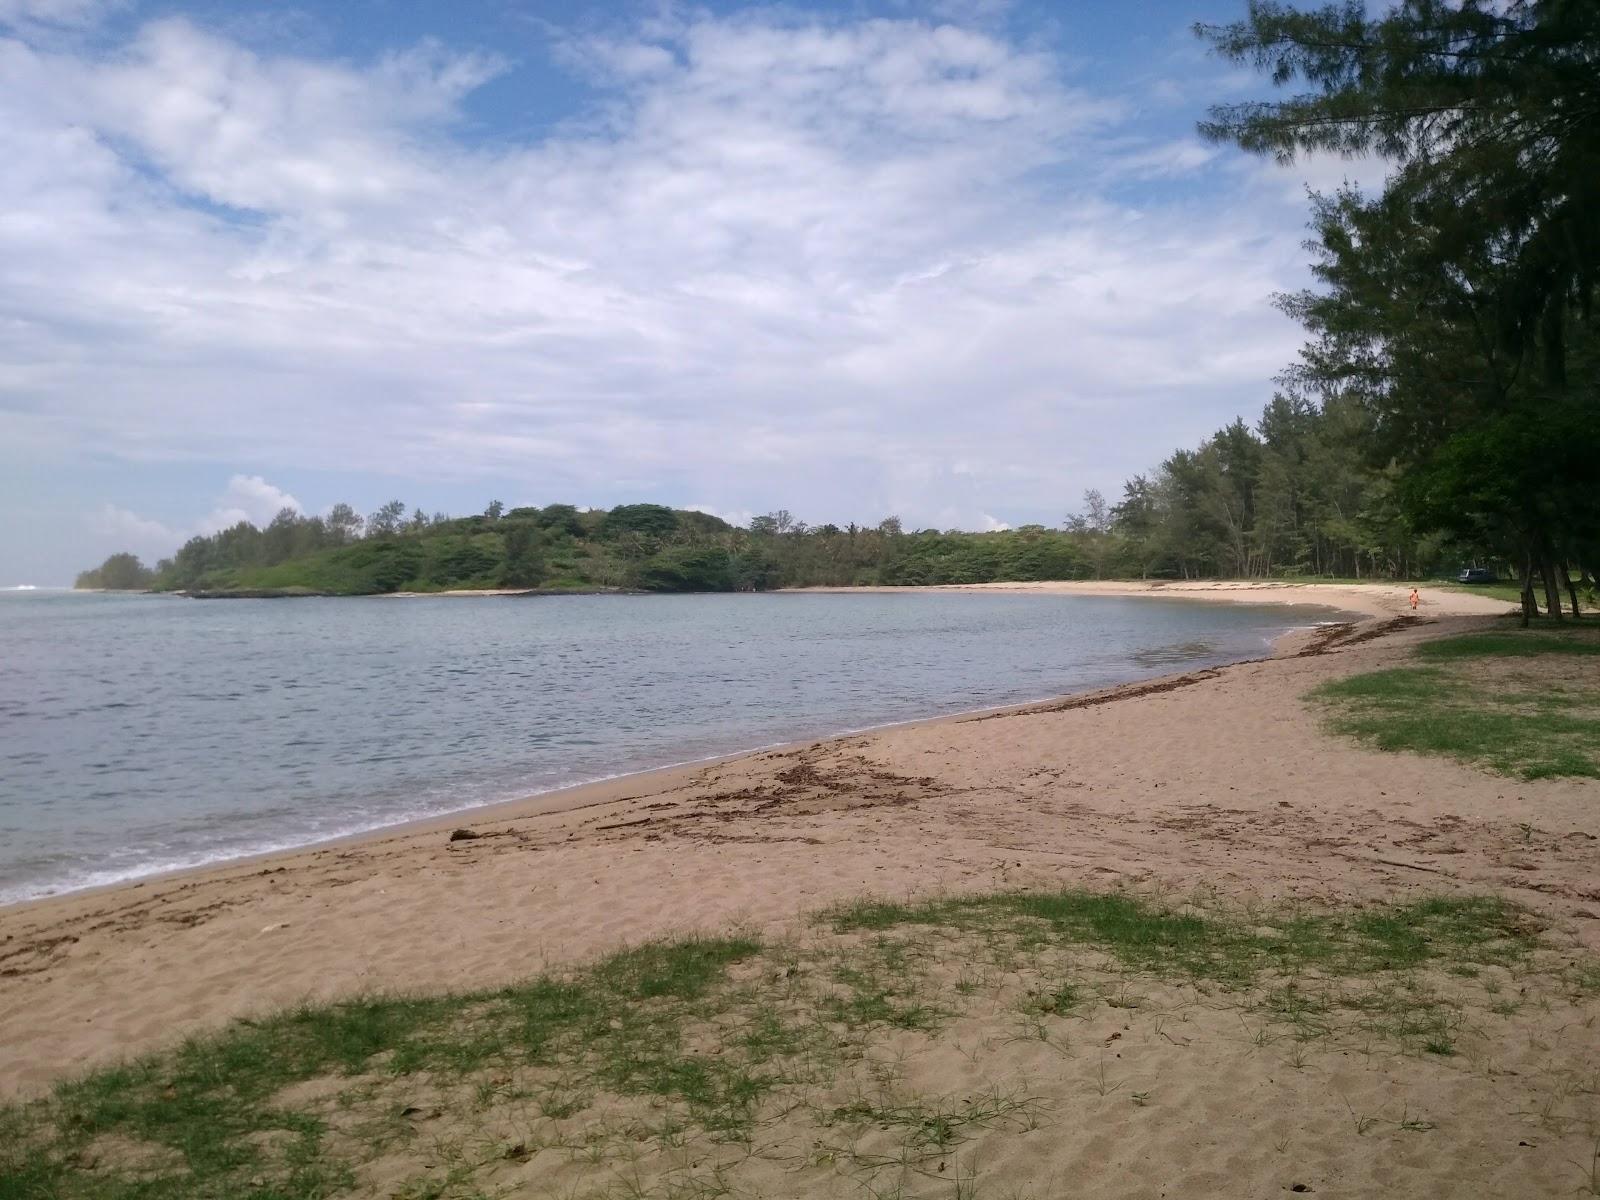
top-left (1311, 626), bottom-right (1600, 779)
top-left (4, 889), bottom-right (1597, 1200)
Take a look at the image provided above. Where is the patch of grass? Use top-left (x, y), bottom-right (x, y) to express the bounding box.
top-left (0, 891), bottom-right (1587, 1200)
top-left (0, 935), bottom-right (766, 1200)
top-left (1415, 631), bottom-right (1600, 660)
top-left (1310, 630), bottom-right (1600, 779)
top-left (1352, 895), bottom-right (1540, 969)
top-left (593, 938), bottom-right (762, 1001)
top-left (824, 941), bottom-right (943, 1032)
top-left (1019, 980), bottom-right (1082, 1017)
top-left (1567, 964), bottom-right (1600, 996)
top-left (1316, 664), bottom-right (1445, 702)
top-left (824, 1083), bottom-right (1040, 1156)
top-left (824, 891), bottom-right (1539, 988)
top-left (1438, 582), bottom-right (1536, 606)
top-left (831, 890), bottom-right (1249, 981)
top-left (1340, 976), bottom-right (1466, 1053)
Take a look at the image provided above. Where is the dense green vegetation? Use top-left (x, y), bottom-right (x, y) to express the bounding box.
top-left (73, 477), bottom-right (1596, 597)
top-left (1198, 0), bottom-right (1599, 622)
top-left (78, 2), bottom-right (1598, 604)
top-left (76, 503), bottom-right (778, 596)
top-left (73, 553), bottom-right (158, 591)
top-left (1312, 627), bottom-right (1600, 779)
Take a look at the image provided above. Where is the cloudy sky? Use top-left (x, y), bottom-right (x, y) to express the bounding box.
top-left (0, 0), bottom-right (1355, 585)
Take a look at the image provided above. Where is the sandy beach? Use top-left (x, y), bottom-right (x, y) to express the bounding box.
top-left (7, 581), bottom-right (1599, 1198)
top-left (784, 577), bottom-right (1507, 619)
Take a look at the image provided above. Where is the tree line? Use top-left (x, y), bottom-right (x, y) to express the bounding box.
top-left (1195, 0), bottom-right (1598, 621)
top-left (72, 476), bottom-right (1558, 596)
top-left (76, 501), bottom-right (1087, 594)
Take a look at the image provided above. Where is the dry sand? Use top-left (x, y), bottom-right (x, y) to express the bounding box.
top-left (6, 581), bottom-right (1599, 1198)
top-left (785, 577), bottom-right (1509, 620)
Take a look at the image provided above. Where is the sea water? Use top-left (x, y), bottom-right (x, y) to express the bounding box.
top-left (0, 589), bottom-right (1344, 905)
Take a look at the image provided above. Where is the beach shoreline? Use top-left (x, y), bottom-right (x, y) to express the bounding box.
top-left (1, 581), bottom-right (1552, 1101)
top-left (782, 577), bottom-right (1508, 620)
top-left (0, 582), bottom-right (1417, 913)
top-left (63, 576), bottom-right (1511, 614)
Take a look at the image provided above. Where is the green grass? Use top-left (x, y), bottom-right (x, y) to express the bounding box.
top-left (1414, 630), bottom-right (1600, 660)
top-left (825, 892), bottom-right (1539, 987)
top-left (0, 936), bottom-right (770, 1200)
top-left (819, 1082), bottom-right (1041, 1155)
top-left (0, 891), bottom-right (1584, 1200)
top-left (1310, 628), bottom-right (1600, 779)
top-left (1437, 582), bottom-right (1530, 605)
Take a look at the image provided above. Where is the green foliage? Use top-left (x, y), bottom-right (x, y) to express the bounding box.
top-left (499, 521), bottom-right (545, 588)
top-left (533, 503), bottom-right (586, 537)
top-left (879, 528), bottom-right (1085, 585)
top-left (74, 553), bottom-right (157, 590)
top-left (1099, 394), bottom-right (1450, 581)
top-left (638, 546), bottom-right (735, 592)
top-left (359, 542), bottom-right (420, 594)
top-left (1198, 0), bottom-right (1600, 615)
top-left (596, 503), bottom-right (681, 543)
top-left (416, 536), bottom-right (497, 589)
top-left (73, 487), bottom-right (1483, 598)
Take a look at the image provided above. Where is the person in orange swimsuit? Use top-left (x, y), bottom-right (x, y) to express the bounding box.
top-left (1410, 588), bottom-right (1419, 610)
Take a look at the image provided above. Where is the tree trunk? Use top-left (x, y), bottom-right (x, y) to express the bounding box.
top-left (1561, 561), bottom-right (1581, 619)
top-left (1520, 557), bottom-right (1537, 628)
top-left (1540, 556), bottom-right (1564, 620)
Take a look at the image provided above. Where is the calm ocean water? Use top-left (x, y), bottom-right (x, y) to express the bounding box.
top-left (0, 590), bottom-right (1344, 905)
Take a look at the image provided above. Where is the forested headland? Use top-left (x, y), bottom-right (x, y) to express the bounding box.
top-left (78, 2), bottom-right (1597, 616)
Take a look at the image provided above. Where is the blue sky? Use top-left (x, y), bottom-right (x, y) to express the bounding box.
top-left (0, 0), bottom-right (1369, 585)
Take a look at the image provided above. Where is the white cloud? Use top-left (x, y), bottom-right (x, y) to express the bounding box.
top-left (5, 10), bottom-right (1314, 536)
top-left (979, 513), bottom-right (1011, 532)
top-left (0, 0), bottom-right (122, 29)
top-left (685, 504), bottom-right (756, 529)
top-left (1113, 139), bottom-right (1221, 179)
top-left (86, 503), bottom-right (179, 546)
top-left (82, 474), bottom-right (300, 559)
top-left (196, 474), bottom-right (301, 534)
top-left (1237, 144), bottom-right (1387, 206)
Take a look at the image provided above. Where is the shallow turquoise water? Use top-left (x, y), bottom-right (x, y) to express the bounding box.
top-left (0, 590), bottom-right (1343, 904)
